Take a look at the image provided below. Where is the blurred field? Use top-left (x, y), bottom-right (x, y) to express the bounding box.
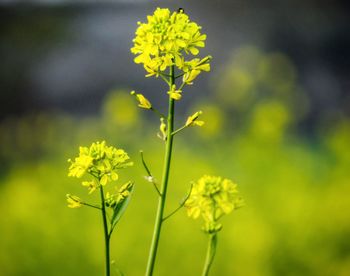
top-left (1, 47), bottom-right (350, 276)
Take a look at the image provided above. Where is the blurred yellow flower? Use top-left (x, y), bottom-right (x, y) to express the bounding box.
top-left (82, 180), bottom-right (97, 194)
top-left (185, 175), bottom-right (243, 233)
top-left (66, 194), bottom-right (82, 208)
top-left (102, 90), bottom-right (140, 128)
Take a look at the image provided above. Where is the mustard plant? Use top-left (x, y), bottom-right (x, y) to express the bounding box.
top-left (130, 8), bottom-right (211, 275)
top-left (66, 141), bottom-right (134, 276)
top-left (131, 7), bottom-right (244, 275)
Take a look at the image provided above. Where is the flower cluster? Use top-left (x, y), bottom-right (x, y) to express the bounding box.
top-left (68, 141), bottom-right (133, 190)
top-left (131, 7), bottom-right (211, 79)
top-left (185, 175), bottom-right (243, 233)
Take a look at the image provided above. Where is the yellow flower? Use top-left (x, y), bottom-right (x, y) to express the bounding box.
top-left (131, 8), bottom-right (208, 76)
top-left (167, 85), bottom-right (182, 100)
top-left (82, 180), bottom-right (97, 194)
top-left (130, 91), bottom-right (152, 109)
top-left (66, 194), bottom-right (82, 208)
top-left (185, 111), bottom-right (204, 127)
top-left (68, 141), bottom-right (133, 189)
top-left (183, 56), bottom-right (211, 85)
top-left (185, 175), bottom-right (243, 233)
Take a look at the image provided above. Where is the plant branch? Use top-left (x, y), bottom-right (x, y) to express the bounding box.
top-left (171, 124), bottom-right (188, 136)
top-left (159, 73), bottom-right (171, 86)
top-left (163, 183), bottom-right (193, 222)
top-left (150, 107), bottom-right (166, 119)
top-left (81, 202), bottom-right (102, 210)
top-left (140, 150), bottom-right (161, 197)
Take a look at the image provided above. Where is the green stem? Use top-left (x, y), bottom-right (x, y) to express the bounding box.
top-left (100, 186), bottom-right (111, 276)
top-left (171, 124), bottom-right (188, 136)
top-left (146, 64), bottom-right (175, 276)
top-left (202, 233), bottom-right (217, 276)
top-left (140, 150), bottom-right (161, 197)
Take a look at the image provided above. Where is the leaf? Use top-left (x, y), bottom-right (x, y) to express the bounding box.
top-left (110, 182), bottom-right (135, 234)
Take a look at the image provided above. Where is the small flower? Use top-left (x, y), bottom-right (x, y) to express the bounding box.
top-left (185, 175), bottom-right (243, 233)
top-left (130, 91), bottom-right (152, 109)
top-left (183, 56), bottom-right (211, 85)
top-left (66, 194), bottom-right (82, 208)
top-left (186, 111), bottom-right (204, 127)
top-left (82, 180), bottom-right (98, 194)
top-left (167, 85), bottom-right (182, 100)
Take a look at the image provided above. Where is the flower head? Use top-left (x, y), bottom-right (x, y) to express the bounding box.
top-left (131, 8), bottom-right (208, 76)
top-left (68, 141), bottom-right (133, 188)
top-left (185, 175), bottom-right (243, 233)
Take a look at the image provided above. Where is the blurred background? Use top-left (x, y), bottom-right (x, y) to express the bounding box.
top-left (1, 0), bottom-right (350, 275)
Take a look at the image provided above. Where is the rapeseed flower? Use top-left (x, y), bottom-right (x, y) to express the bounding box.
top-left (68, 141), bottom-right (133, 189)
top-left (131, 8), bottom-right (209, 77)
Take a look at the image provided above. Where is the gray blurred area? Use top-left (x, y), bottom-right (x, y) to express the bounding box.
top-left (1, 0), bottom-right (349, 127)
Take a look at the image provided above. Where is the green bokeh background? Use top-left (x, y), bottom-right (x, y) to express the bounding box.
top-left (1, 45), bottom-right (350, 276)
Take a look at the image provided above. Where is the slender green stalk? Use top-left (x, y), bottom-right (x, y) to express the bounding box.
top-left (202, 233), bottom-right (217, 276)
top-left (146, 65), bottom-right (175, 276)
top-left (100, 185), bottom-right (111, 276)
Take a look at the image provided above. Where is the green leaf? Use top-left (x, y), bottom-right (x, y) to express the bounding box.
top-left (110, 182), bottom-right (134, 234)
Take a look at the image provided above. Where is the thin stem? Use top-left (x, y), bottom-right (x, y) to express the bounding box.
top-left (178, 81), bottom-right (186, 90)
top-left (202, 234), bottom-right (217, 276)
top-left (175, 72), bottom-right (185, 79)
top-left (140, 151), bottom-right (161, 197)
top-left (146, 64), bottom-right (176, 276)
top-left (159, 73), bottom-right (171, 86)
top-left (100, 186), bottom-right (111, 276)
top-left (162, 202), bottom-right (183, 222)
top-left (171, 124), bottom-right (188, 136)
top-left (150, 107), bottom-right (166, 119)
top-left (163, 183), bottom-right (193, 222)
top-left (81, 202), bottom-right (102, 210)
